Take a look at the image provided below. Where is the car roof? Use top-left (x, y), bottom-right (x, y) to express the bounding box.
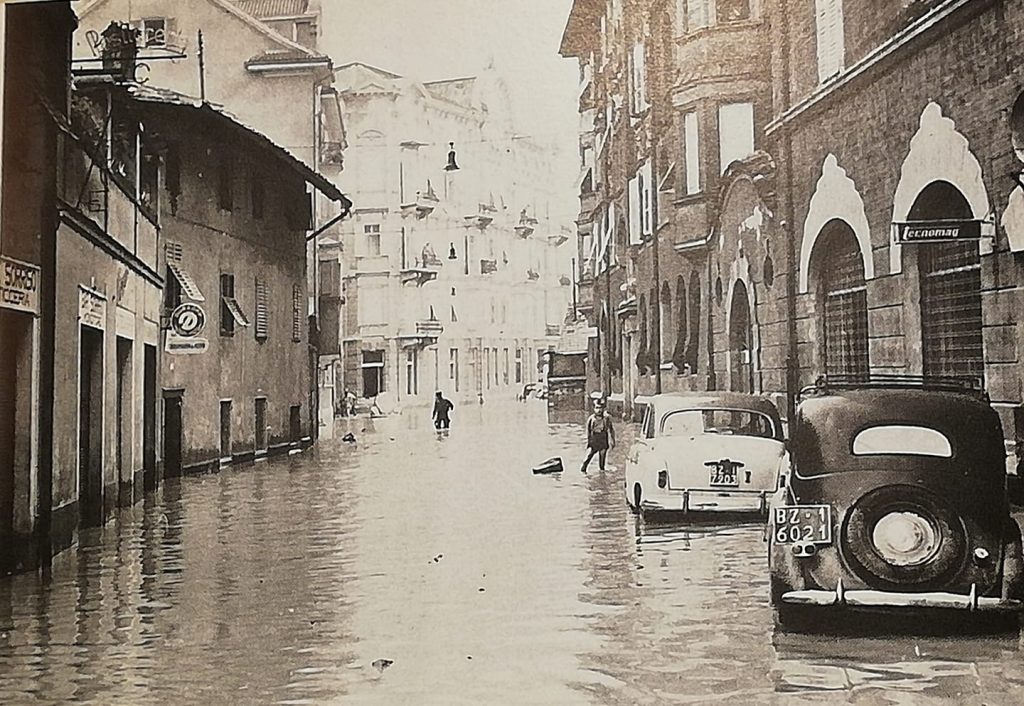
top-left (796, 387), bottom-right (998, 425)
top-left (636, 392), bottom-right (782, 420)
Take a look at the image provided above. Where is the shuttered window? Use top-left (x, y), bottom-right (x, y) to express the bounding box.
top-left (815, 0), bottom-right (845, 83)
top-left (254, 277), bottom-right (269, 341)
top-left (683, 112), bottom-right (700, 195)
top-left (920, 241), bottom-right (983, 380)
top-left (292, 284), bottom-right (303, 342)
top-left (821, 234), bottom-right (869, 377)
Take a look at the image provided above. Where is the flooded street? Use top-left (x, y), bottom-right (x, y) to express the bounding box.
top-left (0, 402), bottom-right (1022, 704)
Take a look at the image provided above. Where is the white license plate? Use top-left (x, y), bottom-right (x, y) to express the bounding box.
top-left (774, 505), bottom-right (832, 544)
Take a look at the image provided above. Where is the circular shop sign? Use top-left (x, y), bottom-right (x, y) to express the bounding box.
top-left (170, 302), bottom-right (206, 337)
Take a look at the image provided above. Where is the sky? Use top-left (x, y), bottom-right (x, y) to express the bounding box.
top-left (321, 0), bottom-right (581, 223)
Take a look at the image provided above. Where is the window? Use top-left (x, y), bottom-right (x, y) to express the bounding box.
top-left (138, 17), bottom-right (175, 47)
top-left (140, 144), bottom-right (159, 217)
top-left (718, 102), bottom-right (754, 174)
top-left (852, 425), bottom-right (952, 458)
top-left (449, 348), bottom-right (460, 392)
top-left (629, 42), bottom-right (648, 115)
top-left (661, 409), bottom-right (775, 439)
top-left (254, 277), bottom-right (269, 342)
top-left (628, 163), bottom-right (654, 244)
top-left (292, 284), bottom-right (303, 342)
top-left (815, 0), bottom-right (845, 83)
top-left (361, 350), bottom-right (385, 397)
top-left (450, 305), bottom-right (458, 323)
top-left (683, 111), bottom-right (700, 195)
top-left (493, 348), bottom-right (500, 386)
top-left (687, 0), bottom-right (710, 32)
top-left (217, 151), bottom-right (233, 211)
top-left (515, 348), bottom-right (523, 384)
top-left (364, 224), bottom-right (381, 256)
top-left (405, 350), bottom-right (417, 395)
top-left (252, 174), bottom-right (265, 220)
top-left (503, 348), bottom-right (510, 385)
top-left (814, 222), bottom-right (868, 377)
top-left (220, 273), bottom-right (248, 336)
top-left (164, 266), bottom-right (182, 313)
top-left (295, 19), bottom-right (316, 48)
top-left (717, 0), bottom-right (750, 23)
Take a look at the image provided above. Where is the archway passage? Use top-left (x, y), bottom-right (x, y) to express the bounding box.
top-left (911, 181), bottom-right (983, 380)
top-left (672, 275), bottom-right (688, 371)
top-left (728, 280), bottom-right (753, 393)
top-left (813, 219), bottom-right (869, 378)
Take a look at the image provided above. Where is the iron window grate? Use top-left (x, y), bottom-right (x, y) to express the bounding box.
top-left (920, 242), bottom-right (982, 379)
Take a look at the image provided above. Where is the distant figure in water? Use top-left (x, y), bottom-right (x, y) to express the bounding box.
top-left (433, 391), bottom-right (454, 430)
top-left (581, 398), bottom-right (614, 473)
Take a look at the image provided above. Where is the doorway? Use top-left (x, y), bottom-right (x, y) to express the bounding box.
top-left (143, 345), bottom-right (157, 491)
top-left (78, 326), bottom-right (104, 526)
top-left (255, 397), bottom-right (268, 454)
top-left (162, 390), bottom-right (183, 478)
top-left (115, 336), bottom-right (133, 503)
top-left (728, 281), bottom-right (753, 393)
top-left (0, 310), bottom-right (31, 541)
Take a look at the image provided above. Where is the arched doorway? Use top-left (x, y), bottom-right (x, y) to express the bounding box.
top-left (911, 181), bottom-right (983, 380)
top-left (812, 219), bottom-right (869, 377)
top-left (672, 275), bottom-right (688, 370)
top-left (728, 280), bottom-right (753, 392)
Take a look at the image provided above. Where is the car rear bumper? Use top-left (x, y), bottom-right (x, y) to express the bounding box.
top-left (641, 489), bottom-right (770, 514)
top-left (781, 586), bottom-right (1023, 613)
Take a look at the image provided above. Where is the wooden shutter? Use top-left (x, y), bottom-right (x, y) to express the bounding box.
top-left (292, 284), bottom-right (303, 342)
top-left (816, 0), bottom-right (844, 82)
top-left (254, 277), bottom-right (269, 341)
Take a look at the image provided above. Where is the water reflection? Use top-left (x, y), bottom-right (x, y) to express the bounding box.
top-left (0, 403), bottom-right (1020, 703)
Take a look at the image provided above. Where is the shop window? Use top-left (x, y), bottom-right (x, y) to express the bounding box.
top-left (813, 220), bottom-right (869, 377)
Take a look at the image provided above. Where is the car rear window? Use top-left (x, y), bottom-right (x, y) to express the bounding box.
top-left (852, 425), bottom-right (952, 458)
top-left (661, 409), bottom-right (775, 439)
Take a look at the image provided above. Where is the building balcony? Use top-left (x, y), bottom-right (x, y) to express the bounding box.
top-left (398, 318), bottom-right (444, 348)
top-left (526, 268), bottom-right (540, 282)
top-left (514, 211), bottom-right (538, 238)
top-left (673, 21), bottom-right (767, 102)
top-left (400, 187), bottom-right (439, 219)
top-left (577, 190), bottom-right (598, 224)
top-left (545, 324), bottom-right (561, 337)
top-left (480, 258), bottom-right (498, 275)
top-left (464, 210), bottom-right (495, 229)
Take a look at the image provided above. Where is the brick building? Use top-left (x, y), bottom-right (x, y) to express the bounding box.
top-left (563, 0), bottom-right (1024, 457)
top-left (767, 0), bottom-right (1024, 449)
top-left (560, 0), bottom-right (771, 418)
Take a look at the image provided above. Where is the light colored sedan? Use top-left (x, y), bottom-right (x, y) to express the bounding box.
top-left (625, 393), bottom-right (787, 518)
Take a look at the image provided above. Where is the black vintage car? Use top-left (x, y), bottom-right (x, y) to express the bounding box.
top-left (768, 376), bottom-right (1024, 632)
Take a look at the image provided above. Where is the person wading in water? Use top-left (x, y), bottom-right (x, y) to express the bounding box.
top-left (432, 391), bottom-right (454, 431)
top-left (581, 398), bottom-right (614, 472)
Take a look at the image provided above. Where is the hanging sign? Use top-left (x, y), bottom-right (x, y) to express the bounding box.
top-left (1, 256), bottom-right (40, 315)
top-left (894, 219), bottom-right (983, 244)
top-left (165, 333), bottom-right (208, 354)
top-left (170, 302), bottom-right (206, 337)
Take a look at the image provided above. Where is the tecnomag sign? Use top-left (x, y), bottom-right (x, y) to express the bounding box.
top-left (894, 219), bottom-right (983, 244)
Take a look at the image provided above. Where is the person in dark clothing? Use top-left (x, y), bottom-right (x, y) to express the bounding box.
top-left (581, 398), bottom-right (614, 472)
top-left (432, 391), bottom-right (454, 430)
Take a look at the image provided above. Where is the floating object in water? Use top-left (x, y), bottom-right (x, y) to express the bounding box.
top-left (342, 432), bottom-right (356, 444)
top-left (532, 457), bottom-right (563, 474)
top-left (371, 658), bottom-right (394, 673)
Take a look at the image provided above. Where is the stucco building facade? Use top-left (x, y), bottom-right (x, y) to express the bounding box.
top-left (324, 62), bottom-right (574, 408)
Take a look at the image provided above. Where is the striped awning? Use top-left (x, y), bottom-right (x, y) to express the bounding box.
top-left (167, 262), bottom-right (205, 302)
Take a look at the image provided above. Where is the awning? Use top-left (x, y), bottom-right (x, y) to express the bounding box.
top-left (222, 296), bottom-right (250, 327)
top-left (167, 262), bottom-right (205, 302)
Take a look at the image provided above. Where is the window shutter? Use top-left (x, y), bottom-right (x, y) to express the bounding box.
top-left (165, 241), bottom-right (183, 263)
top-left (628, 174), bottom-right (642, 245)
top-left (255, 277), bottom-right (269, 341)
top-left (684, 112), bottom-right (700, 195)
top-left (816, 0), bottom-right (844, 82)
top-left (292, 284), bottom-right (303, 342)
top-left (641, 160), bottom-right (654, 236)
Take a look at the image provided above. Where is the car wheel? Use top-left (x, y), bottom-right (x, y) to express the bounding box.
top-left (632, 483), bottom-right (642, 515)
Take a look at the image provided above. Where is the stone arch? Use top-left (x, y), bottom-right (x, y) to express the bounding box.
top-left (799, 154), bottom-right (873, 294)
top-left (890, 102), bottom-right (992, 274)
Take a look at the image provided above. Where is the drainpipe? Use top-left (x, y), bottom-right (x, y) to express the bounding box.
top-left (780, 0), bottom-right (798, 423)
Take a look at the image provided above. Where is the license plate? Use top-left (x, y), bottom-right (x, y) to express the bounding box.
top-left (774, 505), bottom-right (832, 544)
top-left (708, 463), bottom-right (739, 487)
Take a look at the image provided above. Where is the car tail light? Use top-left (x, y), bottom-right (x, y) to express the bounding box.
top-left (871, 511), bottom-right (939, 567)
top-left (657, 470), bottom-right (668, 489)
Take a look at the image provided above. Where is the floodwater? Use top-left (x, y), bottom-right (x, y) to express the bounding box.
top-left (0, 401), bottom-right (1022, 705)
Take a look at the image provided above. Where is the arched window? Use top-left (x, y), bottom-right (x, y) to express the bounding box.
top-left (649, 287), bottom-right (658, 373)
top-left (660, 281), bottom-right (672, 364)
top-left (686, 272), bottom-right (701, 371)
top-left (637, 294), bottom-right (648, 372)
top-left (812, 219), bottom-right (869, 377)
top-left (912, 181), bottom-right (983, 380)
top-left (673, 275), bottom-right (688, 370)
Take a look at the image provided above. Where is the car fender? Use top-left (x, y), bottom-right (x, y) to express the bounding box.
top-left (1002, 518), bottom-right (1024, 601)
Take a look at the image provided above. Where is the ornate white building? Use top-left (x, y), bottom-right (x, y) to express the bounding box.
top-left (320, 62), bottom-right (575, 407)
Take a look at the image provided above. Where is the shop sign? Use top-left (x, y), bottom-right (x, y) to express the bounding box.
top-left (170, 302), bottom-right (206, 338)
top-left (894, 219), bottom-right (982, 244)
top-left (165, 333), bottom-right (208, 354)
top-left (0, 256), bottom-right (40, 315)
top-left (78, 285), bottom-right (107, 329)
